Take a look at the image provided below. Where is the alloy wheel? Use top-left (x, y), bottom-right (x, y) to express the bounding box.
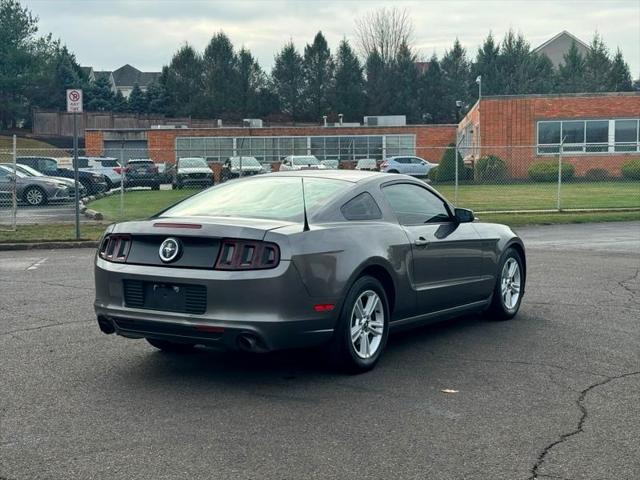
top-left (350, 290), bottom-right (385, 359)
top-left (501, 258), bottom-right (521, 310)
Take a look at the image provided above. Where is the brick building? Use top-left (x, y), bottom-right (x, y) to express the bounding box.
top-left (458, 92), bottom-right (640, 176)
top-left (86, 92), bottom-right (640, 178)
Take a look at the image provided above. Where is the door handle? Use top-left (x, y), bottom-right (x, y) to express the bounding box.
top-left (414, 237), bottom-right (429, 247)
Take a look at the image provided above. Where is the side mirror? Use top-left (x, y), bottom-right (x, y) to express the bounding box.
top-left (454, 208), bottom-right (475, 223)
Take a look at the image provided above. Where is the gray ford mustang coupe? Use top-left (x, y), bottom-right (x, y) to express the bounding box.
top-left (94, 170), bottom-right (525, 372)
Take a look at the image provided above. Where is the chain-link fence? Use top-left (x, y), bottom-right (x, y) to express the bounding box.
top-left (1, 141), bottom-right (639, 239)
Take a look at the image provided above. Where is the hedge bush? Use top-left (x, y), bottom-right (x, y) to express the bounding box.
top-left (528, 161), bottom-right (575, 182)
top-left (582, 168), bottom-right (609, 181)
top-left (475, 155), bottom-right (508, 181)
top-left (621, 159), bottom-right (640, 180)
top-left (436, 144), bottom-right (473, 181)
top-left (428, 166), bottom-right (438, 182)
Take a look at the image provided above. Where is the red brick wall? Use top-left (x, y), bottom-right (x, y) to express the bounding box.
top-left (84, 124), bottom-right (457, 164)
top-left (475, 94), bottom-right (640, 177)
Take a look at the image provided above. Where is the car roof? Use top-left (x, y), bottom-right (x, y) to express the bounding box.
top-left (128, 158), bottom-right (153, 162)
top-left (264, 169), bottom-right (385, 183)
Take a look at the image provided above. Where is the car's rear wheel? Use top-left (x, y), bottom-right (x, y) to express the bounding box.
top-left (151, 183), bottom-right (160, 190)
top-left (327, 275), bottom-right (389, 373)
top-left (146, 338), bottom-right (195, 353)
top-left (24, 186), bottom-right (47, 206)
top-left (388, 169), bottom-right (399, 174)
top-left (486, 248), bottom-right (524, 320)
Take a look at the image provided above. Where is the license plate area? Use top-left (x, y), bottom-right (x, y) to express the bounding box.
top-left (123, 280), bottom-right (207, 314)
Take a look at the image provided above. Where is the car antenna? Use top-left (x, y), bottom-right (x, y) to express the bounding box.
top-left (301, 177), bottom-right (310, 232)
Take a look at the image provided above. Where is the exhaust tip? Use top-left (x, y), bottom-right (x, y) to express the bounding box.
top-left (237, 333), bottom-right (258, 352)
top-left (97, 317), bottom-right (115, 335)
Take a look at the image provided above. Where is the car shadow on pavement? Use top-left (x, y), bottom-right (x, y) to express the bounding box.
top-left (110, 313), bottom-right (496, 388)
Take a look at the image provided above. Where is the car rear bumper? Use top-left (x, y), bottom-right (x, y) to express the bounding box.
top-left (178, 177), bottom-right (213, 186)
top-left (94, 258), bottom-right (338, 351)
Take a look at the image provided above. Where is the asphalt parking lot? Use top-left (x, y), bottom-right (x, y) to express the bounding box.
top-left (1, 222), bottom-right (639, 480)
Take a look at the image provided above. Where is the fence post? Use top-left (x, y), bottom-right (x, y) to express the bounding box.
top-left (557, 137), bottom-right (565, 212)
top-left (11, 135), bottom-right (17, 231)
top-left (120, 146), bottom-right (125, 219)
top-left (454, 135), bottom-right (459, 204)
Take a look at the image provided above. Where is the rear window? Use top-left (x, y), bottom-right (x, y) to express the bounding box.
top-left (161, 177), bottom-right (349, 222)
top-left (180, 158), bottom-right (207, 168)
top-left (292, 156), bottom-right (319, 166)
top-left (99, 159), bottom-right (119, 167)
top-left (341, 192), bottom-right (382, 221)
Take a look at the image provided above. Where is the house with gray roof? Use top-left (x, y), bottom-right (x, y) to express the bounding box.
top-left (533, 31), bottom-right (590, 69)
top-left (81, 64), bottom-right (161, 98)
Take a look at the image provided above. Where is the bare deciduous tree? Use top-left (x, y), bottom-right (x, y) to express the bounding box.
top-left (355, 7), bottom-right (415, 64)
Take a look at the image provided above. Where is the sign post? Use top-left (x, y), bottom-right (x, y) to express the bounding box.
top-left (67, 89), bottom-right (82, 240)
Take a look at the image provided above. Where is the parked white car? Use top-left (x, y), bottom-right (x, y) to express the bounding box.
top-left (380, 156), bottom-right (438, 177)
top-left (279, 155), bottom-right (327, 171)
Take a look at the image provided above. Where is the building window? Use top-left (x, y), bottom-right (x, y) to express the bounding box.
top-left (615, 119), bottom-right (639, 152)
top-left (175, 134), bottom-right (415, 162)
top-left (537, 119), bottom-right (640, 154)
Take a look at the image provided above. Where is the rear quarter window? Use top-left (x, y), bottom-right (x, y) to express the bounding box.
top-left (341, 192), bottom-right (382, 221)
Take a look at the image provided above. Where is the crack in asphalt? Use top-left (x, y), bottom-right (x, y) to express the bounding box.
top-left (0, 319), bottom-right (90, 337)
top-left (528, 371), bottom-right (640, 480)
top-left (617, 269), bottom-right (639, 296)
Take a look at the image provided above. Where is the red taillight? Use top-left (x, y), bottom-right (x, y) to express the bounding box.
top-left (99, 234), bottom-right (131, 263)
top-left (380, 162), bottom-right (388, 168)
top-left (214, 239), bottom-right (280, 270)
top-left (313, 304), bottom-right (335, 312)
top-left (113, 167), bottom-right (122, 174)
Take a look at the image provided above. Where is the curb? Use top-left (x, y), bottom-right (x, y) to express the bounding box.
top-left (0, 241), bottom-right (99, 251)
top-left (81, 188), bottom-right (118, 221)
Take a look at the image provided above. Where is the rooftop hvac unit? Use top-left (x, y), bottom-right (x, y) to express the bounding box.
top-left (243, 118), bottom-right (263, 128)
top-left (363, 115), bottom-right (407, 127)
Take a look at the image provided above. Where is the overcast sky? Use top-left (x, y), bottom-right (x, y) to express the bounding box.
top-left (23, 0), bottom-right (640, 78)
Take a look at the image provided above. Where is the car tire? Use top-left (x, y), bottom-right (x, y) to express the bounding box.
top-left (105, 178), bottom-right (113, 191)
top-left (485, 247), bottom-right (525, 321)
top-left (151, 183), bottom-right (160, 191)
top-left (326, 275), bottom-right (390, 373)
top-left (146, 338), bottom-right (195, 353)
top-left (23, 186), bottom-right (47, 206)
top-left (388, 169), bottom-right (399, 174)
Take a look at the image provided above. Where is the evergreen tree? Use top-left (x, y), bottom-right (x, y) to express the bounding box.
top-left (557, 41), bottom-right (586, 93)
top-left (127, 83), bottom-right (147, 113)
top-left (0, 0), bottom-right (38, 128)
top-left (272, 41), bottom-right (304, 119)
top-left (471, 33), bottom-right (500, 97)
top-left (440, 38), bottom-right (471, 122)
top-left (86, 75), bottom-right (115, 111)
top-left (203, 32), bottom-right (239, 117)
top-left (607, 48), bottom-right (633, 91)
top-left (496, 30), bottom-right (554, 95)
top-left (160, 44), bottom-right (205, 117)
top-left (332, 39), bottom-right (365, 121)
top-left (364, 49), bottom-right (390, 115)
top-left (583, 33), bottom-right (611, 92)
top-left (302, 31), bottom-right (334, 121)
top-left (419, 55), bottom-right (447, 123)
top-left (237, 47), bottom-right (265, 117)
top-left (112, 90), bottom-right (128, 112)
top-left (391, 41), bottom-right (419, 122)
top-left (145, 81), bottom-right (168, 114)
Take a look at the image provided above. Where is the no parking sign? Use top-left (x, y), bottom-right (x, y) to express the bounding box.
top-left (66, 89), bottom-right (83, 113)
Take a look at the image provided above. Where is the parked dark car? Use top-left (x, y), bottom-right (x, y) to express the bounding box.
top-left (171, 157), bottom-right (214, 189)
top-left (94, 170), bottom-right (526, 373)
top-left (220, 156), bottom-right (265, 182)
top-left (16, 156), bottom-right (107, 195)
top-left (123, 159), bottom-right (161, 190)
top-left (0, 165), bottom-right (70, 206)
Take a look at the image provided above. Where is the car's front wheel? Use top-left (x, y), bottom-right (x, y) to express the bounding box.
top-left (24, 186), bottom-right (47, 206)
top-left (486, 248), bottom-right (525, 320)
top-left (327, 276), bottom-right (389, 373)
top-left (146, 338), bottom-right (195, 353)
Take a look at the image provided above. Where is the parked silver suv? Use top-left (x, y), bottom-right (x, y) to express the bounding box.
top-left (380, 156), bottom-right (438, 177)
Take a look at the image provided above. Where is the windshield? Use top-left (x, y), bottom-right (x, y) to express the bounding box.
top-left (229, 157), bottom-right (261, 167)
top-left (292, 156), bottom-right (320, 166)
top-left (179, 158), bottom-right (207, 168)
top-left (161, 177), bottom-right (349, 222)
top-left (17, 164), bottom-right (43, 176)
top-left (0, 166), bottom-right (27, 178)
